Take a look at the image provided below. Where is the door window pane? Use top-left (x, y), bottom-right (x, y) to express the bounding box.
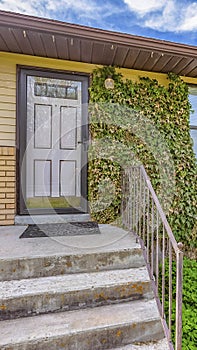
top-left (34, 82), bottom-right (78, 99)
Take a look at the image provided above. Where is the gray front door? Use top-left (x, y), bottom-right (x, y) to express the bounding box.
top-left (18, 69), bottom-right (89, 215)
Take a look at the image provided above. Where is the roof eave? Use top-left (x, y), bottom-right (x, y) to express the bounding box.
top-left (0, 10), bottom-right (196, 59)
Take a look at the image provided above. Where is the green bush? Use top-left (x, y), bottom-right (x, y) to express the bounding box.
top-left (89, 66), bottom-right (197, 249)
top-left (161, 258), bottom-right (197, 349)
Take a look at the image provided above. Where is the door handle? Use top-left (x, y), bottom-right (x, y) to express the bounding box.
top-left (77, 140), bottom-right (89, 151)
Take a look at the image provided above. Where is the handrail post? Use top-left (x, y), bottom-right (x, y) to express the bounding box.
top-left (175, 242), bottom-right (183, 350)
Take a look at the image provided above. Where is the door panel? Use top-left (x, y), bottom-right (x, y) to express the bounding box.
top-left (34, 160), bottom-right (51, 197)
top-left (60, 107), bottom-right (77, 149)
top-left (60, 160), bottom-right (76, 196)
top-left (18, 69), bottom-right (88, 214)
top-left (34, 105), bottom-right (52, 149)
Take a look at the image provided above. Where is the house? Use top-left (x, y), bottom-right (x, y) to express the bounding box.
top-left (0, 9), bottom-right (197, 226)
top-left (1, 10), bottom-right (196, 349)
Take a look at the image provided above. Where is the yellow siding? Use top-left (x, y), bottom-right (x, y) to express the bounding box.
top-left (0, 125), bottom-right (15, 133)
top-left (0, 103), bottom-right (15, 111)
top-left (0, 110), bottom-right (16, 118)
top-left (0, 80), bottom-right (16, 89)
top-left (0, 88), bottom-right (15, 96)
top-left (0, 117), bottom-right (15, 126)
top-left (0, 132), bottom-right (15, 138)
top-left (0, 95), bottom-right (16, 104)
top-left (0, 51), bottom-right (197, 147)
top-left (0, 55), bottom-right (16, 146)
top-left (0, 72), bottom-right (16, 81)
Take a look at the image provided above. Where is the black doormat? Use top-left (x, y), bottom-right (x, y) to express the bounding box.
top-left (19, 222), bottom-right (100, 238)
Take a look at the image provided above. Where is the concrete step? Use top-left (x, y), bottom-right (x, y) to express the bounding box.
top-left (0, 247), bottom-right (145, 281)
top-left (0, 299), bottom-right (165, 350)
top-left (15, 214), bottom-right (91, 225)
top-left (109, 338), bottom-right (170, 349)
top-left (0, 267), bottom-right (154, 320)
top-left (0, 225), bottom-right (145, 281)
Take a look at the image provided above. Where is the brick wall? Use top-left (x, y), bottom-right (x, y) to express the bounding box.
top-left (0, 147), bottom-right (16, 225)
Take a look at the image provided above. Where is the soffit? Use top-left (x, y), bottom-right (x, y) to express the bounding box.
top-left (0, 10), bottom-right (196, 78)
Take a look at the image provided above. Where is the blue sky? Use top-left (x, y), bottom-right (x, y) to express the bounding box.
top-left (0, 0), bottom-right (197, 46)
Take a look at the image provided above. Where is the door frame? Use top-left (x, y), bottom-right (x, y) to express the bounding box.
top-left (17, 66), bottom-right (89, 215)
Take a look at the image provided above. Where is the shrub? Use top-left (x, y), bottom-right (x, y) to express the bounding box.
top-left (161, 258), bottom-right (197, 349)
top-left (89, 66), bottom-right (197, 249)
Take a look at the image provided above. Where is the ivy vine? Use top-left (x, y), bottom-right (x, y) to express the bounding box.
top-left (88, 66), bottom-right (197, 250)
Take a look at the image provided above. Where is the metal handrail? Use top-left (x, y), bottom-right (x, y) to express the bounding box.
top-left (122, 165), bottom-right (183, 350)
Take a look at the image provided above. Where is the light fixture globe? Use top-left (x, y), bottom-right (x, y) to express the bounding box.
top-left (104, 76), bottom-right (114, 89)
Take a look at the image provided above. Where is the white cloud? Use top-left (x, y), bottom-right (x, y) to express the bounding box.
top-left (124, 0), bottom-right (197, 32)
top-left (0, 0), bottom-right (102, 18)
top-left (0, 0), bottom-right (43, 16)
top-left (47, 0), bottom-right (98, 14)
top-left (0, 0), bottom-right (122, 30)
top-left (178, 3), bottom-right (197, 31)
top-left (123, 0), bottom-right (166, 16)
top-left (144, 1), bottom-right (178, 31)
top-left (0, 0), bottom-right (196, 34)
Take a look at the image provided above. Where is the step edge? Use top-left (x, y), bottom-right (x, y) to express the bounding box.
top-left (0, 246), bottom-right (143, 262)
top-left (0, 279), bottom-right (153, 299)
top-left (0, 315), bottom-right (163, 347)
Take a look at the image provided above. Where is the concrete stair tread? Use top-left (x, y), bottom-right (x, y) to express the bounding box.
top-left (0, 299), bottom-right (164, 349)
top-left (0, 267), bottom-right (151, 299)
top-left (15, 214), bottom-right (91, 225)
top-left (0, 226), bottom-right (145, 281)
top-left (109, 338), bottom-right (169, 349)
top-left (0, 267), bottom-right (154, 319)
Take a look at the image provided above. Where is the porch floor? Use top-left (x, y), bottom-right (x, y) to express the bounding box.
top-left (0, 224), bottom-right (138, 260)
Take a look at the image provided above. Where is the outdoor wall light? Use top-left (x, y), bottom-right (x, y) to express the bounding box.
top-left (104, 76), bottom-right (115, 89)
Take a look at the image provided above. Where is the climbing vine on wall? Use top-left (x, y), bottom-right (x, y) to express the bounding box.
top-left (88, 66), bottom-right (197, 249)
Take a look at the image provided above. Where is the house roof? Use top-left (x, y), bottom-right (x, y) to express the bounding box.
top-left (0, 10), bottom-right (197, 78)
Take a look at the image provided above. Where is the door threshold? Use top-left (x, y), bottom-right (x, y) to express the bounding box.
top-left (15, 214), bottom-right (91, 225)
